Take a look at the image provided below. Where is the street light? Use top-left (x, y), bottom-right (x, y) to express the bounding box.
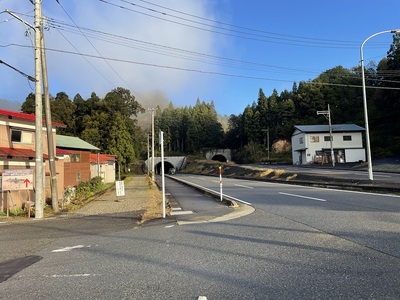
top-left (360, 29), bottom-right (400, 181)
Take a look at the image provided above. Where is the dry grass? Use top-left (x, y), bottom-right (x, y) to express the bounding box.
top-left (139, 178), bottom-right (169, 223)
top-left (259, 169), bottom-right (274, 177)
top-left (272, 169), bottom-right (285, 179)
top-left (286, 174), bottom-right (298, 181)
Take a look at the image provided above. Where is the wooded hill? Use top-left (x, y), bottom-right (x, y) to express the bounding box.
top-left (18, 33), bottom-right (400, 167)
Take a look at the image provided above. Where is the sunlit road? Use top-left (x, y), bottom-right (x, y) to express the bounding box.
top-left (175, 174), bottom-right (400, 258)
top-left (251, 163), bottom-right (400, 183)
top-left (1, 175), bottom-right (399, 299)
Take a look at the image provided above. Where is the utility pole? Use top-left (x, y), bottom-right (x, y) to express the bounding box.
top-left (262, 128), bottom-right (270, 159)
top-left (34, 0), bottom-right (44, 218)
top-left (148, 108), bottom-right (156, 181)
top-left (317, 104), bottom-right (335, 167)
top-left (40, 17), bottom-right (59, 212)
top-left (147, 132), bottom-right (150, 177)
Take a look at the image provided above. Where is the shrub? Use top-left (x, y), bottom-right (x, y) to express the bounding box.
top-left (75, 177), bottom-right (104, 202)
top-left (234, 142), bottom-right (266, 164)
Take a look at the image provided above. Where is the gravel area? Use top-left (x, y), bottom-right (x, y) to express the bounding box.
top-left (71, 175), bottom-right (159, 216)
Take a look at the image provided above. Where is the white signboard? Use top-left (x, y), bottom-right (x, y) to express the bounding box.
top-left (2, 169), bottom-right (34, 191)
top-left (115, 180), bottom-right (125, 197)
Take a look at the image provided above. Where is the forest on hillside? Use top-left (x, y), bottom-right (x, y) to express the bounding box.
top-left (19, 33), bottom-right (400, 168)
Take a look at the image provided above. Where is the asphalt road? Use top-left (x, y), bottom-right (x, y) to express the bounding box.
top-left (251, 163), bottom-right (400, 184)
top-left (173, 174), bottom-right (400, 258)
top-left (0, 174), bottom-right (399, 299)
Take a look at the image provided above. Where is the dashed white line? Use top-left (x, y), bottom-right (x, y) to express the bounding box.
top-left (51, 245), bottom-right (90, 253)
top-left (355, 173), bottom-right (392, 178)
top-left (191, 176), bottom-right (205, 180)
top-left (279, 192), bottom-right (327, 202)
top-left (234, 184), bottom-right (254, 189)
top-left (48, 274), bottom-right (96, 278)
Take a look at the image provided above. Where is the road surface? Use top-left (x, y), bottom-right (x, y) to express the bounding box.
top-left (0, 174), bottom-right (399, 299)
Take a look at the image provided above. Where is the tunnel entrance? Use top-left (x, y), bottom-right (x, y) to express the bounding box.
top-left (211, 155), bottom-right (227, 162)
top-left (155, 161), bottom-right (175, 174)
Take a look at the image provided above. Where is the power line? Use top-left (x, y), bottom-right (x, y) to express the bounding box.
top-left (0, 58), bottom-right (36, 81)
top-left (53, 24), bottom-right (116, 88)
top-left (8, 43), bottom-right (400, 91)
top-left (42, 17), bottom-right (400, 84)
top-left (55, 0), bottom-right (137, 95)
top-left (136, 0), bottom-right (367, 45)
top-left (98, 0), bottom-right (361, 49)
top-left (43, 16), bottom-right (320, 76)
top-left (99, 0), bottom-right (390, 49)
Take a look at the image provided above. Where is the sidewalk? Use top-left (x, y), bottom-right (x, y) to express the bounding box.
top-left (71, 175), bottom-right (160, 218)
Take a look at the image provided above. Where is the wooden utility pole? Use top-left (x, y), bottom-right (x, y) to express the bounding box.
top-left (317, 104), bottom-right (335, 167)
top-left (40, 20), bottom-right (59, 212)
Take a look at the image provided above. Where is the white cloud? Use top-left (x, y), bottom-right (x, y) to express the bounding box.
top-left (0, 0), bottom-right (220, 105)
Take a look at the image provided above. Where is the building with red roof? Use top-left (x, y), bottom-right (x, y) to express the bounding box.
top-left (0, 108), bottom-right (66, 212)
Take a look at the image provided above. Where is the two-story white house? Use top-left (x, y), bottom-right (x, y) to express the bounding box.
top-left (291, 124), bottom-right (366, 165)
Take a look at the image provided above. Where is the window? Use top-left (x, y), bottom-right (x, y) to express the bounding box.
top-left (310, 136), bottom-right (319, 143)
top-left (324, 136), bottom-right (332, 142)
top-left (76, 172), bottom-right (81, 182)
top-left (299, 137), bottom-right (303, 144)
top-left (11, 130), bottom-right (21, 142)
top-left (11, 129), bottom-right (33, 144)
top-left (71, 154), bottom-right (81, 162)
top-left (343, 135), bottom-right (352, 141)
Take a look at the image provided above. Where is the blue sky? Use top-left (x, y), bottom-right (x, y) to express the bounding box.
top-left (1, 0), bottom-right (399, 116)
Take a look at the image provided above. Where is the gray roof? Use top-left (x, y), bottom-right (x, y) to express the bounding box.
top-left (56, 135), bottom-right (100, 151)
top-left (294, 124), bottom-right (365, 133)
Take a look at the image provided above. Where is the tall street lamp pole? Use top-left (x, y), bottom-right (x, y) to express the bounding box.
top-left (360, 29), bottom-right (400, 181)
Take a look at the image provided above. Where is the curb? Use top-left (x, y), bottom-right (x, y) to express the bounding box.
top-left (165, 175), bottom-right (255, 224)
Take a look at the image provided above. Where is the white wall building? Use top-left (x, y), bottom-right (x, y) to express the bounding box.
top-left (291, 124), bottom-right (366, 165)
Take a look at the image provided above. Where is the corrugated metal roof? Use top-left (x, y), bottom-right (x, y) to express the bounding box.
top-left (56, 148), bottom-right (73, 155)
top-left (90, 153), bottom-right (117, 164)
top-left (0, 147), bottom-right (49, 159)
top-left (0, 108), bottom-right (67, 128)
top-left (294, 124), bottom-right (365, 133)
top-left (56, 135), bottom-right (100, 151)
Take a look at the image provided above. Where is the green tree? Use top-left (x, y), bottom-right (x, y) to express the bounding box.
top-left (20, 93), bottom-right (35, 114)
top-left (51, 92), bottom-right (76, 135)
top-left (105, 113), bottom-right (136, 172)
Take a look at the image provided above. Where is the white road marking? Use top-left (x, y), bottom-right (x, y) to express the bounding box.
top-left (51, 245), bottom-right (90, 253)
top-left (234, 184), bottom-right (254, 189)
top-left (170, 210), bottom-right (194, 215)
top-left (173, 176), bottom-right (252, 205)
top-left (46, 274), bottom-right (99, 278)
top-left (212, 180), bottom-right (220, 183)
top-left (165, 225), bottom-right (175, 228)
top-left (255, 180), bottom-right (400, 198)
top-left (355, 172), bottom-right (392, 178)
top-left (191, 176), bottom-right (205, 180)
top-left (279, 192), bottom-right (327, 202)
